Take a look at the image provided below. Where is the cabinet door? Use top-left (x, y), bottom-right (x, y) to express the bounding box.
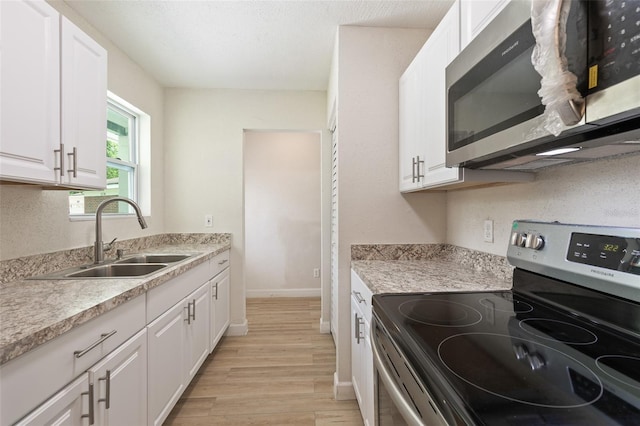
top-left (422, 2), bottom-right (462, 188)
top-left (91, 329), bottom-right (147, 426)
top-left (210, 268), bottom-right (230, 352)
top-left (14, 373), bottom-right (89, 426)
top-left (147, 301), bottom-right (186, 426)
top-left (350, 296), bottom-right (365, 409)
top-left (460, 0), bottom-right (511, 49)
top-left (184, 282), bottom-right (210, 382)
top-left (60, 16), bottom-right (107, 190)
top-left (398, 57), bottom-right (423, 192)
top-left (0, 0), bottom-right (60, 185)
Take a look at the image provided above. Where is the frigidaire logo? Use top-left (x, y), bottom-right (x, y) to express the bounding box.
top-left (502, 40), bottom-right (519, 56)
top-left (591, 269), bottom-right (614, 278)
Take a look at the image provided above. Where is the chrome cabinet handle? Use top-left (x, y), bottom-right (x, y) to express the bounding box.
top-left (213, 283), bottom-right (219, 300)
top-left (218, 259), bottom-right (228, 265)
top-left (191, 299), bottom-right (196, 321)
top-left (98, 370), bottom-right (111, 409)
top-left (54, 144), bottom-right (65, 177)
top-left (354, 313), bottom-right (364, 344)
top-left (81, 382), bottom-right (95, 425)
top-left (184, 302), bottom-right (191, 324)
top-left (74, 330), bottom-right (117, 358)
top-left (411, 156), bottom-right (417, 183)
top-left (352, 291), bottom-right (366, 304)
top-left (67, 147), bottom-right (78, 177)
top-left (415, 155), bottom-right (424, 179)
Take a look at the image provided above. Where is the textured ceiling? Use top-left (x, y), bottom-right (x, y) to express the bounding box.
top-left (64, 0), bottom-right (454, 90)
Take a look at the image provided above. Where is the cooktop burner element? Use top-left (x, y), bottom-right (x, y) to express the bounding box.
top-left (398, 299), bottom-right (482, 327)
top-left (519, 318), bottom-right (598, 345)
top-left (596, 356), bottom-right (640, 390)
top-left (437, 333), bottom-right (603, 408)
top-left (372, 221), bottom-right (640, 425)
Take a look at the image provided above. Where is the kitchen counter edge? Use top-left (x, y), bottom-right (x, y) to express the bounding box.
top-left (0, 242), bottom-right (231, 365)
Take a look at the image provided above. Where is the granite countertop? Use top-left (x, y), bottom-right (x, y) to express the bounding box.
top-left (352, 259), bottom-right (513, 294)
top-left (351, 244), bottom-right (514, 295)
top-left (0, 241), bottom-right (230, 366)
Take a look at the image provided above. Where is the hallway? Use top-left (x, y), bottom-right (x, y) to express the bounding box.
top-left (164, 297), bottom-right (363, 425)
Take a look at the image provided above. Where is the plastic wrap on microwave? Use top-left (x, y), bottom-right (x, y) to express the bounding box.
top-left (530, 0), bottom-right (584, 137)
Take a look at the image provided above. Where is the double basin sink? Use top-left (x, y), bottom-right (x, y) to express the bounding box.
top-left (30, 254), bottom-right (195, 280)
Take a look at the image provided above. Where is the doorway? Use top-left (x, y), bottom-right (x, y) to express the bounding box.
top-left (243, 130), bottom-right (322, 297)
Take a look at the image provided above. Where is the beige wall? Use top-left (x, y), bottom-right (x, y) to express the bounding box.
top-left (0, 1), bottom-right (165, 261)
top-left (244, 131), bottom-right (321, 297)
top-left (333, 26), bottom-right (445, 393)
top-left (447, 154), bottom-right (640, 255)
top-left (163, 88), bottom-right (327, 332)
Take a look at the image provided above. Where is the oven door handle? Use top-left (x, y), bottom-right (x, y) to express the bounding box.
top-left (371, 327), bottom-right (424, 426)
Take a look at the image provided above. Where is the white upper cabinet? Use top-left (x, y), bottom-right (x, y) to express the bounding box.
top-left (0, 0), bottom-right (61, 185)
top-left (460, 0), bottom-right (511, 50)
top-left (0, 0), bottom-right (107, 189)
top-left (60, 17), bottom-right (108, 189)
top-left (399, 0), bottom-right (531, 192)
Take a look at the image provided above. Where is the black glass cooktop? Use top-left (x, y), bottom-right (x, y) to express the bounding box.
top-left (372, 269), bottom-right (640, 425)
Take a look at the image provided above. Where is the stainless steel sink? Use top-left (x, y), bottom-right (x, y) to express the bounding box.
top-left (66, 263), bottom-right (167, 278)
top-left (27, 252), bottom-right (198, 280)
top-left (115, 254), bottom-right (191, 264)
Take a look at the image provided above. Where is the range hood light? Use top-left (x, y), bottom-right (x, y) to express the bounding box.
top-left (536, 147), bottom-right (582, 156)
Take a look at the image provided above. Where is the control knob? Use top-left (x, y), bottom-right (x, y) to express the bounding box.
top-left (525, 234), bottom-right (545, 250)
top-left (510, 232), bottom-right (527, 247)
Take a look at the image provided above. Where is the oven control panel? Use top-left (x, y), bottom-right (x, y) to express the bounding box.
top-left (507, 220), bottom-right (640, 303)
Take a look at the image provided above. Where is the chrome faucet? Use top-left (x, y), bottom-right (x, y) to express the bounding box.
top-left (94, 197), bottom-right (148, 264)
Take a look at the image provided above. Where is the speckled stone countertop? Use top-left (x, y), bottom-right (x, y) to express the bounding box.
top-left (351, 244), bottom-right (513, 294)
top-left (0, 234), bottom-right (231, 366)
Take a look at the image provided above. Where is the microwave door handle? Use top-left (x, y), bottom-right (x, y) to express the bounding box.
top-left (532, 0), bottom-right (584, 127)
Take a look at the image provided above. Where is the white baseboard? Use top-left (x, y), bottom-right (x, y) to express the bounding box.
top-left (225, 319), bottom-right (248, 336)
top-left (319, 318), bottom-right (331, 334)
top-left (246, 288), bottom-right (321, 298)
top-left (333, 372), bottom-right (356, 400)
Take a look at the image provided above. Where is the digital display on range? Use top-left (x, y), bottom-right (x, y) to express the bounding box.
top-left (567, 233), bottom-right (628, 271)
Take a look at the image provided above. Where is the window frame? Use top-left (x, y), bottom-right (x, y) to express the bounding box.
top-left (68, 95), bottom-right (141, 219)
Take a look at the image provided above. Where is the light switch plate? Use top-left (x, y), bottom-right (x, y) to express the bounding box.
top-left (483, 219), bottom-right (494, 243)
top-left (205, 215), bottom-right (213, 227)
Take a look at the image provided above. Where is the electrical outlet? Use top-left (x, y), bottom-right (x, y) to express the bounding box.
top-left (205, 215), bottom-right (213, 227)
top-left (483, 219), bottom-right (494, 243)
top-left (313, 268), bottom-right (320, 278)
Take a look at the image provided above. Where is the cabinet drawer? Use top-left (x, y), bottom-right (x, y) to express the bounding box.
top-left (146, 261), bottom-right (210, 324)
top-left (209, 250), bottom-right (230, 278)
top-left (0, 294), bottom-right (145, 425)
top-left (351, 270), bottom-right (373, 323)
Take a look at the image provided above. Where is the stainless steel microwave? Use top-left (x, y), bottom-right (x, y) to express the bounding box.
top-left (446, 0), bottom-right (640, 170)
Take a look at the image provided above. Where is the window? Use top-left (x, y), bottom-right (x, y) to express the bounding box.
top-left (69, 97), bottom-right (139, 216)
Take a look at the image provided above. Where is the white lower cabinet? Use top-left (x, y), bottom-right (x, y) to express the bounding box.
top-left (147, 281), bottom-right (210, 426)
top-left (91, 329), bottom-right (148, 426)
top-left (2, 250), bottom-right (231, 426)
top-left (15, 329), bottom-right (148, 426)
top-left (14, 374), bottom-right (90, 426)
top-left (351, 270), bottom-right (374, 426)
top-left (210, 268), bottom-right (230, 351)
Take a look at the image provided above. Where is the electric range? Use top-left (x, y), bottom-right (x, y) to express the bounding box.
top-left (371, 220), bottom-right (640, 425)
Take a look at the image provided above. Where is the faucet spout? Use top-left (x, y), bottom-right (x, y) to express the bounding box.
top-left (94, 197), bottom-right (147, 264)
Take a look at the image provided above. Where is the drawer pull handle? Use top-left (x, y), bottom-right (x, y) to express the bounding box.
top-left (352, 291), bottom-right (366, 304)
top-left (74, 330), bottom-right (117, 358)
top-left (218, 259), bottom-right (228, 265)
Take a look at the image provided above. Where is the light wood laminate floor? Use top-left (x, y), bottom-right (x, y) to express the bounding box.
top-left (164, 297), bottom-right (363, 425)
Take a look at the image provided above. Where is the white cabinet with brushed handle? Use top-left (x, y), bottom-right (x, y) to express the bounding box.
top-left (0, 0), bottom-right (107, 189)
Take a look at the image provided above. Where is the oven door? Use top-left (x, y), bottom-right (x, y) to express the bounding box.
top-left (371, 315), bottom-right (449, 426)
